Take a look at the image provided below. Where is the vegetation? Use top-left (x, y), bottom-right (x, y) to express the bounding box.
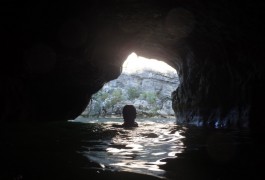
top-left (92, 91), bottom-right (108, 101)
top-left (91, 88), bottom-right (158, 106)
top-left (127, 87), bottom-right (140, 100)
top-left (87, 87), bottom-right (160, 117)
top-left (140, 92), bottom-right (157, 104)
top-left (106, 89), bottom-right (124, 109)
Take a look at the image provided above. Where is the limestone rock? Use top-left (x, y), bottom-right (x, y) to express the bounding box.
top-left (82, 66), bottom-right (179, 118)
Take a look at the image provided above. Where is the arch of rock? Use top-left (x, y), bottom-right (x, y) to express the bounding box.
top-left (1, 0), bottom-right (264, 129)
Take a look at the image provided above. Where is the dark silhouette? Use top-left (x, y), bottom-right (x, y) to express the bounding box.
top-left (112, 105), bottom-right (138, 128)
top-left (122, 105), bottom-right (138, 127)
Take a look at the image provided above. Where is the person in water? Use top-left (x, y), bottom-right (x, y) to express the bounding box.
top-left (122, 105), bottom-right (138, 127)
top-left (112, 105), bottom-right (138, 128)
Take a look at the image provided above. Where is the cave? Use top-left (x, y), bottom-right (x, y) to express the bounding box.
top-left (1, 0), bottom-right (265, 179)
top-left (1, 0), bottom-right (265, 128)
top-left (79, 52), bottom-right (179, 119)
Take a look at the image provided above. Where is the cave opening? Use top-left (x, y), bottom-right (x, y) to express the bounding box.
top-left (70, 52), bottom-right (183, 177)
top-left (1, 0), bottom-right (265, 179)
top-left (74, 52), bottom-right (179, 124)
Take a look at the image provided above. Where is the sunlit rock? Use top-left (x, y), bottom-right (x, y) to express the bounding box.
top-left (82, 53), bottom-right (179, 118)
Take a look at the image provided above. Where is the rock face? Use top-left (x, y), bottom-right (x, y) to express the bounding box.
top-left (81, 60), bottom-right (179, 117)
top-left (1, 0), bottom-right (265, 129)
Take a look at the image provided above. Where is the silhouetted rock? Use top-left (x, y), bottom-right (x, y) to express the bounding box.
top-left (1, 0), bottom-right (265, 129)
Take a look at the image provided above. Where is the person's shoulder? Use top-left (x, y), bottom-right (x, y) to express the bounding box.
top-left (134, 122), bottom-right (138, 127)
top-left (122, 122), bottom-right (138, 128)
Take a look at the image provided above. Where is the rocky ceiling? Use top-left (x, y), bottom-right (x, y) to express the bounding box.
top-left (1, 0), bottom-right (264, 129)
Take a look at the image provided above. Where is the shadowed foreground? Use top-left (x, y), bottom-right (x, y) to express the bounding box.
top-left (1, 120), bottom-right (264, 179)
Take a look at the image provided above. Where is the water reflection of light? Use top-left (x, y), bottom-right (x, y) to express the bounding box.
top-left (81, 121), bottom-right (186, 178)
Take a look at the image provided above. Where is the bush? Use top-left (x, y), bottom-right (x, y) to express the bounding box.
top-left (92, 91), bottom-right (109, 101)
top-left (111, 89), bottom-right (123, 105)
top-left (140, 92), bottom-right (157, 104)
top-left (91, 101), bottom-right (101, 116)
top-left (127, 87), bottom-right (140, 100)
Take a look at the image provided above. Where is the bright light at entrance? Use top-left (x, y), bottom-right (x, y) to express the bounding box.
top-left (122, 53), bottom-right (177, 74)
top-left (75, 51), bottom-right (179, 120)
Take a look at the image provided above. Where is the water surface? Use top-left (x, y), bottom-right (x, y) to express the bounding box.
top-left (75, 117), bottom-right (184, 178)
top-left (0, 117), bottom-right (264, 180)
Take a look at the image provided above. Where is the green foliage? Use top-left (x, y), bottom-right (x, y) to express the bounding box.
top-left (104, 100), bottom-right (112, 109)
top-left (127, 87), bottom-right (140, 100)
top-left (111, 89), bottom-right (123, 105)
top-left (101, 89), bottom-right (124, 109)
top-left (93, 101), bottom-right (101, 114)
top-left (92, 91), bottom-right (109, 101)
top-left (140, 92), bottom-right (157, 104)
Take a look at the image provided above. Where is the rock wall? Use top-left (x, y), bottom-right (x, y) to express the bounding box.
top-left (81, 64), bottom-right (179, 118)
top-left (1, 0), bottom-right (265, 129)
top-left (170, 1), bottom-right (265, 128)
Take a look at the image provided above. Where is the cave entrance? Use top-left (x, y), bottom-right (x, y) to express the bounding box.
top-left (79, 52), bottom-right (179, 122)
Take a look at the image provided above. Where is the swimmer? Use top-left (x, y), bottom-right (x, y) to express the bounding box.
top-left (113, 105), bottom-right (138, 128)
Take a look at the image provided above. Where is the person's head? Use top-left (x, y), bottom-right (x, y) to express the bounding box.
top-left (122, 105), bottom-right (136, 124)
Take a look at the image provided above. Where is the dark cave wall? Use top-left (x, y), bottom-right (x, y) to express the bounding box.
top-left (1, 1), bottom-right (130, 121)
top-left (171, 1), bottom-right (265, 128)
top-left (1, 0), bottom-right (265, 128)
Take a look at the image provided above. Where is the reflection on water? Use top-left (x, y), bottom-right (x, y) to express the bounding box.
top-left (1, 118), bottom-right (264, 179)
top-left (79, 119), bottom-right (185, 177)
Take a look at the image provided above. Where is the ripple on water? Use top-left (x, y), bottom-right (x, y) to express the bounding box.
top-left (79, 120), bottom-right (186, 178)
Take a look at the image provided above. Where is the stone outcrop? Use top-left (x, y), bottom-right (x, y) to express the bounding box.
top-left (1, 0), bottom-right (265, 129)
top-left (81, 65), bottom-right (179, 118)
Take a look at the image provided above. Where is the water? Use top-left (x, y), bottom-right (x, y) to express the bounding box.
top-left (75, 117), bottom-right (184, 178)
top-left (0, 118), bottom-right (264, 180)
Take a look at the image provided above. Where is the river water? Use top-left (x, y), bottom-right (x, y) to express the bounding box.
top-left (0, 117), bottom-right (264, 179)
